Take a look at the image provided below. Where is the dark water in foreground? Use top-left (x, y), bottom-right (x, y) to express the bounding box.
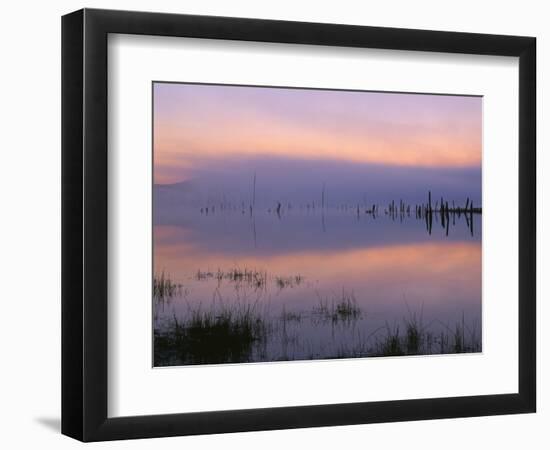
top-left (153, 204), bottom-right (482, 366)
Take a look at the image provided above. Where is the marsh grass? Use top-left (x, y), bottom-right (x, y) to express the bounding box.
top-left (371, 312), bottom-right (481, 357)
top-left (196, 267), bottom-right (268, 290)
top-left (275, 275), bottom-right (304, 290)
top-left (225, 268), bottom-right (267, 290)
top-left (195, 267), bottom-right (304, 292)
top-left (154, 281), bottom-right (480, 365)
top-left (378, 325), bottom-right (405, 356)
top-left (154, 296), bottom-right (269, 366)
top-left (313, 289), bottom-right (362, 324)
top-left (153, 272), bottom-right (182, 300)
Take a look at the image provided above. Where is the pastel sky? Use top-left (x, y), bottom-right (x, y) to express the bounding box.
top-left (153, 82), bottom-right (481, 186)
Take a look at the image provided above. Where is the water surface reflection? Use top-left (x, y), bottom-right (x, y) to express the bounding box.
top-left (153, 203), bottom-right (481, 366)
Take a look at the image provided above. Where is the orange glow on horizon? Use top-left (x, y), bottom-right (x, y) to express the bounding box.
top-left (153, 84), bottom-right (482, 184)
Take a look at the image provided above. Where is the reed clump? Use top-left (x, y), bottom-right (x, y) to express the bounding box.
top-left (196, 267), bottom-right (268, 290)
top-left (154, 301), bottom-right (268, 366)
top-left (153, 272), bottom-right (182, 300)
top-left (313, 289), bottom-right (362, 323)
top-left (196, 267), bottom-right (304, 291)
top-left (275, 275), bottom-right (304, 290)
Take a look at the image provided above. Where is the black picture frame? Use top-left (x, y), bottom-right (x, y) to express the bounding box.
top-left (62, 8), bottom-right (536, 442)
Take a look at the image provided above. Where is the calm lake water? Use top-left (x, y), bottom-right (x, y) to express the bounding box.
top-left (153, 199), bottom-right (482, 366)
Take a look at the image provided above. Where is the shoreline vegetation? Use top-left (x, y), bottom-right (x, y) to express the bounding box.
top-left (153, 273), bottom-right (481, 367)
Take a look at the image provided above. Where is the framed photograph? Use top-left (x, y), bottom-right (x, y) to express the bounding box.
top-left (62, 8), bottom-right (536, 441)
